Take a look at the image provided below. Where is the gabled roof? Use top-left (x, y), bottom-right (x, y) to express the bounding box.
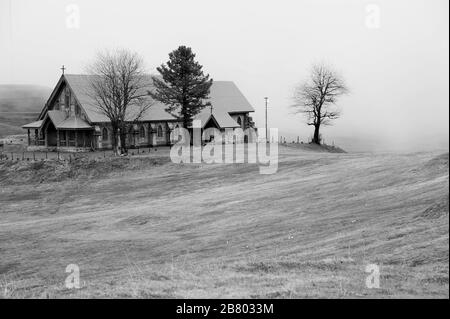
top-left (60, 74), bottom-right (254, 126)
top-left (195, 111), bottom-right (240, 128)
top-left (44, 110), bottom-right (93, 130)
top-left (47, 110), bottom-right (66, 126)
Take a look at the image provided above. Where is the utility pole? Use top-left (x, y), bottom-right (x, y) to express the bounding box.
top-left (264, 97), bottom-right (268, 142)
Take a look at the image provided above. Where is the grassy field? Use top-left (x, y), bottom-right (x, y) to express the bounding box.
top-left (0, 84), bottom-right (50, 138)
top-left (0, 145), bottom-right (448, 298)
top-left (0, 113), bottom-right (40, 138)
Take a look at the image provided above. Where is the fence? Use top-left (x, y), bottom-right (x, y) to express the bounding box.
top-left (0, 146), bottom-right (170, 162)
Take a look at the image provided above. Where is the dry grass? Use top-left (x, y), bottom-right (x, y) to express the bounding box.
top-left (0, 146), bottom-right (448, 298)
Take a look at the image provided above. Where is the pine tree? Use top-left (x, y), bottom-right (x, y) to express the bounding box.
top-left (150, 46), bottom-right (213, 129)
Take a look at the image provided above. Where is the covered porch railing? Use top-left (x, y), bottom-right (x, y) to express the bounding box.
top-left (26, 128), bottom-right (46, 146)
top-left (57, 129), bottom-right (93, 148)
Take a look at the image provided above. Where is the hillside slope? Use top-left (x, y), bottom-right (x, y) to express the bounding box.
top-left (0, 85), bottom-right (51, 138)
top-left (0, 147), bottom-right (448, 298)
top-left (0, 85), bottom-right (50, 113)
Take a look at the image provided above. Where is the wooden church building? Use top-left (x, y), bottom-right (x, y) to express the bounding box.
top-left (23, 73), bottom-right (255, 151)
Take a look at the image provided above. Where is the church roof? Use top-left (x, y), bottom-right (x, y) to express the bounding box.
top-left (22, 120), bottom-right (44, 129)
top-left (45, 110), bottom-right (93, 130)
top-left (63, 74), bottom-right (173, 123)
top-left (47, 110), bottom-right (66, 126)
top-left (57, 116), bottom-right (93, 130)
top-left (206, 81), bottom-right (255, 114)
top-left (195, 112), bottom-right (240, 129)
top-left (62, 74), bottom-right (254, 127)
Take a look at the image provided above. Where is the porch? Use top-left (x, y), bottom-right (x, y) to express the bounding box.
top-left (22, 113), bottom-right (94, 151)
top-left (23, 127), bottom-right (94, 151)
top-left (56, 130), bottom-right (94, 150)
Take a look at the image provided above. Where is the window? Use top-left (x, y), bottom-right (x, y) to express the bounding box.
top-left (237, 117), bottom-right (242, 127)
top-left (157, 125), bottom-right (163, 137)
top-left (102, 127), bottom-right (108, 141)
top-left (65, 89), bottom-right (70, 114)
top-left (139, 125), bottom-right (146, 139)
top-left (75, 103), bottom-right (80, 116)
top-left (59, 96), bottom-right (65, 112)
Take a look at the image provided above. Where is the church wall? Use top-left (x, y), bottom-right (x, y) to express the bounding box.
top-left (136, 123), bottom-right (149, 146)
top-left (97, 123), bottom-right (113, 150)
top-left (95, 122), bottom-right (177, 149)
top-left (150, 122), bottom-right (169, 146)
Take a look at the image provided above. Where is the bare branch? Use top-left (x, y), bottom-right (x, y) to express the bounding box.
top-left (291, 63), bottom-right (348, 144)
top-left (86, 49), bottom-right (154, 153)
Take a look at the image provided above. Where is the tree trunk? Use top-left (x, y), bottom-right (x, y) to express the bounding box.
top-left (313, 125), bottom-right (321, 145)
top-left (111, 126), bottom-right (118, 155)
top-left (120, 129), bottom-right (127, 154)
top-left (183, 117), bottom-right (191, 132)
top-left (182, 116), bottom-right (194, 145)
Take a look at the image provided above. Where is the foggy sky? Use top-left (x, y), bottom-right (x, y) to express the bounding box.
top-left (0, 0), bottom-right (448, 152)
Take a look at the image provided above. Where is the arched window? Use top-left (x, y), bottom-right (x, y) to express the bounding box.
top-left (237, 117), bottom-right (242, 127)
top-left (157, 125), bottom-right (163, 137)
top-left (65, 89), bottom-right (70, 110)
top-left (102, 127), bottom-right (108, 141)
top-left (75, 103), bottom-right (81, 116)
top-left (139, 125), bottom-right (146, 139)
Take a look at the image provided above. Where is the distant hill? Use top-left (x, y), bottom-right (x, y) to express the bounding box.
top-left (0, 85), bottom-right (51, 138)
top-left (0, 84), bottom-right (51, 113)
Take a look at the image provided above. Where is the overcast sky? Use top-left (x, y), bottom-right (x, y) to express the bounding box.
top-left (0, 0), bottom-right (448, 151)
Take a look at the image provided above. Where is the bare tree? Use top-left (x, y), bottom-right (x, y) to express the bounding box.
top-left (87, 49), bottom-right (153, 154)
top-left (292, 63), bottom-right (348, 145)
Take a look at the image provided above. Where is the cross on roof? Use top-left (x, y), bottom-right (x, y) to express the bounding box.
top-left (210, 104), bottom-right (213, 114)
top-left (61, 65), bottom-right (66, 75)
